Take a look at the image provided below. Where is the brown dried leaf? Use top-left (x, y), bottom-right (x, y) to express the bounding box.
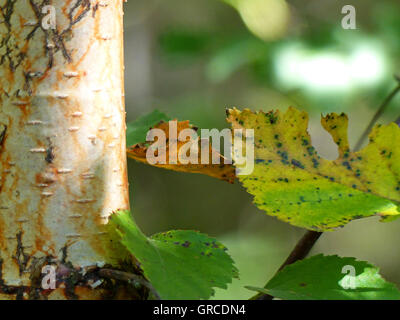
top-left (127, 120), bottom-right (235, 183)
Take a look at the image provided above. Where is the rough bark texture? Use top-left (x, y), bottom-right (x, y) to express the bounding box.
top-left (0, 0), bottom-right (130, 299)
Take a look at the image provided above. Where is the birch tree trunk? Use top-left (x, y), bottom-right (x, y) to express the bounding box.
top-left (0, 0), bottom-right (130, 299)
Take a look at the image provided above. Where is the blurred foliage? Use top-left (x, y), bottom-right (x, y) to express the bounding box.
top-left (157, 0), bottom-right (400, 113)
top-left (159, 30), bottom-right (273, 83)
top-left (222, 0), bottom-right (290, 41)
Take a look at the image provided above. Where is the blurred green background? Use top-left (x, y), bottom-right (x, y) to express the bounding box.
top-left (123, 0), bottom-right (400, 299)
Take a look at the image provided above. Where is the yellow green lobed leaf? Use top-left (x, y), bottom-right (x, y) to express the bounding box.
top-left (227, 107), bottom-right (400, 231)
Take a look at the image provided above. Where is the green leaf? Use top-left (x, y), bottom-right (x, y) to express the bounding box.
top-left (227, 107), bottom-right (400, 231)
top-left (126, 110), bottom-right (170, 146)
top-left (247, 254), bottom-right (400, 300)
top-left (110, 211), bottom-right (239, 300)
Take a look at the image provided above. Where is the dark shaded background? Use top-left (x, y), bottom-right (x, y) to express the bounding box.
top-left (123, 0), bottom-right (400, 299)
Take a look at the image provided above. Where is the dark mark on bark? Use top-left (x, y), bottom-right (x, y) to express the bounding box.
top-left (13, 231), bottom-right (30, 276)
top-left (28, 256), bottom-right (51, 299)
top-left (0, 253), bottom-right (146, 299)
top-left (0, 0), bottom-right (24, 72)
top-left (92, 2), bottom-right (99, 17)
top-left (0, 124), bottom-right (7, 148)
top-left (25, 0), bottom-right (92, 72)
top-left (45, 137), bottom-right (55, 163)
top-left (0, 259), bottom-right (5, 289)
top-left (0, 257), bottom-right (29, 297)
top-left (61, 245), bottom-right (68, 263)
top-left (45, 146), bottom-right (54, 164)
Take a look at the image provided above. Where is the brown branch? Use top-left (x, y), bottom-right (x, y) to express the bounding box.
top-left (354, 76), bottom-right (400, 151)
top-left (276, 231), bottom-right (323, 273)
top-left (98, 268), bottom-right (161, 300)
top-left (250, 231), bottom-right (322, 300)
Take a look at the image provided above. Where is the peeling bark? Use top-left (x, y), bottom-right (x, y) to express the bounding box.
top-left (0, 0), bottom-right (130, 299)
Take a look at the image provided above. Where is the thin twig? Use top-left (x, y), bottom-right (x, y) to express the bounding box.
top-left (354, 77), bottom-right (400, 151)
top-left (98, 268), bottom-right (161, 300)
top-left (276, 231), bottom-right (323, 272)
top-left (250, 231), bottom-right (322, 300)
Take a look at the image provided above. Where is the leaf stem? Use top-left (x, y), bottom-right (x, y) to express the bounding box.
top-left (354, 77), bottom-right (400, 151)
top-left (249, 230), bottom-right (322, 300)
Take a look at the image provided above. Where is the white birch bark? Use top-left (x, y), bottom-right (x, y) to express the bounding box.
top-left (0, 0), bottom-right (130, 299)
